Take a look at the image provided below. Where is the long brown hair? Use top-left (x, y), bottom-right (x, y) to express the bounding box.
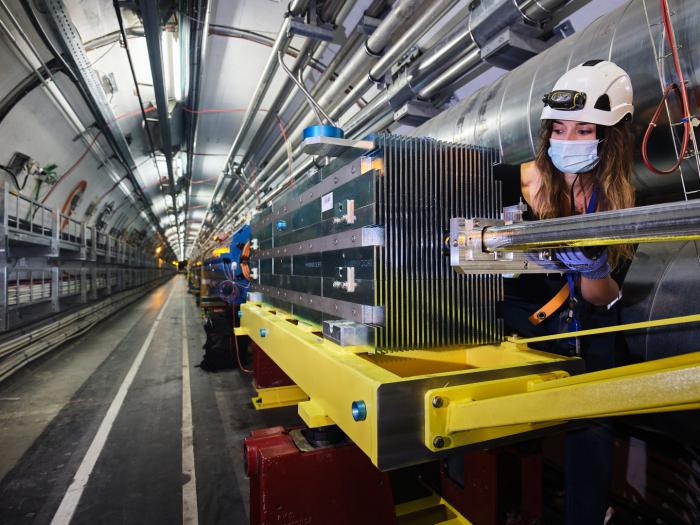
top-left (534, 119), bottom-right (636, 269)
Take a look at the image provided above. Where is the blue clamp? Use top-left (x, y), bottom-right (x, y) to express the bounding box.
top-left (303, 125), bottom-right (345, 140)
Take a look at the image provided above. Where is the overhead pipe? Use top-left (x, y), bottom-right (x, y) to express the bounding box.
top-left (288, 0), bottom-right (310, 16)
top-left (332, 0), bottom-right (461, 117)
top-left (183, 0), bottom-right (212, 254)
top-left (413, 0), bottom-right (700, 197)
top-left (233, 0), bottom-right (361, 171)
top-left (417, 45), bottom-right (480, 99)
top-left (139, 0), bottom-right (182, 249)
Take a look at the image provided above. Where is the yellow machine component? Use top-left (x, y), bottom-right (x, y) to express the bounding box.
top-left (240, 301), bottom-right (579, 470)
top-left (212, 246), bottom-right (230, 256)
top-left (424, 351), bottom-right (700, 452)
top-left (242, 299), bottom-right (700, 470)
top-left (395, 493), bottom-right (473, 525)
top-left (252, 385), bottom-right (309, 410)
top-left (508, 312), bottom-right (700, 344)
top-left (298, 399), bottom-right (334, 428)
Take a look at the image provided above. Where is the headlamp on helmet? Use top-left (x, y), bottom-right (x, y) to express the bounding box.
top-left (542, 90), bottom-right (587, 111)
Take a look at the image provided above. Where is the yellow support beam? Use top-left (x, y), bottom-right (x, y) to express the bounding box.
top-left (395, 493), bottom-right (473, 524)
top-left (298, 400), bottom-right (335, 428)
top-left (252, 385), bottom-right (309, 410)
top-left (424, 352), bottom-right (700, 451)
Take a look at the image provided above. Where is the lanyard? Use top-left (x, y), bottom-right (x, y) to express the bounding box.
top-left (566, 180), bottom-right (599, 335)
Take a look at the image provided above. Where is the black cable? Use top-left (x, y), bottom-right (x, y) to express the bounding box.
top-left (0, 165), bottom-right (23, 190)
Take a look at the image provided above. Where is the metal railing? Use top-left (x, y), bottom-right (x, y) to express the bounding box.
top-left (6, 190), bottom-right (54, 239)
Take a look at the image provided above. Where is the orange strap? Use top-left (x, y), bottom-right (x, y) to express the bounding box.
top-left (529, 283), bottom-right (570, 325)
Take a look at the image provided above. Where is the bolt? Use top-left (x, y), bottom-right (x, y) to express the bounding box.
top-left (433, 436), bottom-right (445, 449)
top-left (352, 400), bottom-right (367, 421)
top-left (432, 396), bottom-right (444, 408)
top-left (259, 328), bottom-right (267, 337)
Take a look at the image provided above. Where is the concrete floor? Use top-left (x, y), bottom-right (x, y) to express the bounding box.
top-left (0, 276), bottom-right (300, 524)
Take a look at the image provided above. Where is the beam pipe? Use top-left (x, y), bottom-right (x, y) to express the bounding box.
top-left (481, 200), bottom-right (700, 252)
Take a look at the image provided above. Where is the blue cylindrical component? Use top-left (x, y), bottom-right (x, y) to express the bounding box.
top-left (351, 400), bottom-right (367, 421)
top-left (237, 310), bottom-right (244, 318)
top-left (276, 219), bottom-right (287, 231)
top-left (303, 125), bottom-right (345, 140)
top-left (259, 328), bottom-right (267, 338)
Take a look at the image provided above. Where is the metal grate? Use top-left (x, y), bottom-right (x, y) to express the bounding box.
top-left (374, 135), bottom-right (504, 351)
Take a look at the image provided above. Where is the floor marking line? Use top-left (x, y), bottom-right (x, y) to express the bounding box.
top-left (182, 297), bottom-right (199, 525)
top-left (50, 283), bottom-right (178, 525)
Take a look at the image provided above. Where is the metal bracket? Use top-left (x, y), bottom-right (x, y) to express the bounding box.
top-left (288, 17), bottom-right (337, 42)
top-left (322, 319), bottom-right (372, 347)
top-left (449, 217), bottom-right (565, 275)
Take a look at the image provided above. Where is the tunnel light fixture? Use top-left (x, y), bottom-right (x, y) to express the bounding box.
top-left (161, 30), bottom-right (182, 102)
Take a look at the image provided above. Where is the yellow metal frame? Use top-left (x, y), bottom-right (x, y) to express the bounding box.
top-left (241, 300), bottom-right (700, 466)
top-left (395, 492), bottom-right (473, 525)
top-left (240, 301), bottom-right (574, 467)
top-left (251, 385), bottom-right (309, 410)
top-left (424, 351), bottom-right (700, 451)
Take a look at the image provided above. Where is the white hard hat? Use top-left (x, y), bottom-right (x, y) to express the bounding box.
top-left (541, 60), bottom-right (634, 126)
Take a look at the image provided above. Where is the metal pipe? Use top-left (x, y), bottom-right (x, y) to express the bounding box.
top-left (413, 0), bottom-right (700, 197)
top-left (482, 200), bottom-right (700, 252)
top-left (288, 0), bottom-right (309, 16)
top-left (138, 0), bottom-right (181, 247)
top-left (417, 45), bottom-right (479, 99)
top-left (368, 0), bottom-right (460, 83)
top-left (277, 50), bottom-right (335, 125)
top-left (416, 25), bottom-right (474, 76)
top-left (221, 17), bottom-right (291, 176)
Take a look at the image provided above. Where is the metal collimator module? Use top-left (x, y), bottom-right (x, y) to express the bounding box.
top-left (249, 134), bottom-right (504, 351)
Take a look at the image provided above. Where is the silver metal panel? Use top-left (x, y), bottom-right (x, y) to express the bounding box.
top-left (256, 158), bottom-right (368, 229)
top-left (301, 136), bottom-right (375, 158)
top-left (250, 283), bottom-right (384, 325)
top-left (257, 226), bottom-right (384, 259)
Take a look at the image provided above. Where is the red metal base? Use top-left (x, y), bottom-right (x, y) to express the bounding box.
top-left (441, 448), bottom-right (542, 525)
top-left (245, 427), bottom-right (396, 525)
top-left (252, 343), bottom-right (295, 389)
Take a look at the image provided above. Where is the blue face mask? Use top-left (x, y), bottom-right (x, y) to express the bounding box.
top-left (547, 138), bottom-right (601, 173)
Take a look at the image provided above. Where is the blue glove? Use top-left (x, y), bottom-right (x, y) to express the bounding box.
top-left (555, 247), bottom-right (611, 280)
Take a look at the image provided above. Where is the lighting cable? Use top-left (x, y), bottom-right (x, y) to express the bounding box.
top-left (641, 0), bottom-right (694, 175)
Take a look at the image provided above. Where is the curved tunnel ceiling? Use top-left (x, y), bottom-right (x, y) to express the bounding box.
top-left (0, 0), bottom-right (629, 261)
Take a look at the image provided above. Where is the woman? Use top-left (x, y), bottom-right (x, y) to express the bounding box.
top-left (501, 60), bottom-right (636, 524)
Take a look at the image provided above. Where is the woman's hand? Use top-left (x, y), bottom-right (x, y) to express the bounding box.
top-left (555, 247), bottom-right (619, 306)
top-left (555, 247), bottom-right (611, 280)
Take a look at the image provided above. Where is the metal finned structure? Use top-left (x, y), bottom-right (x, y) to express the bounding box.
top-left (249, 134), bottom-right (503, 352)
top-left (374, 135), bottom-right (503, 349)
